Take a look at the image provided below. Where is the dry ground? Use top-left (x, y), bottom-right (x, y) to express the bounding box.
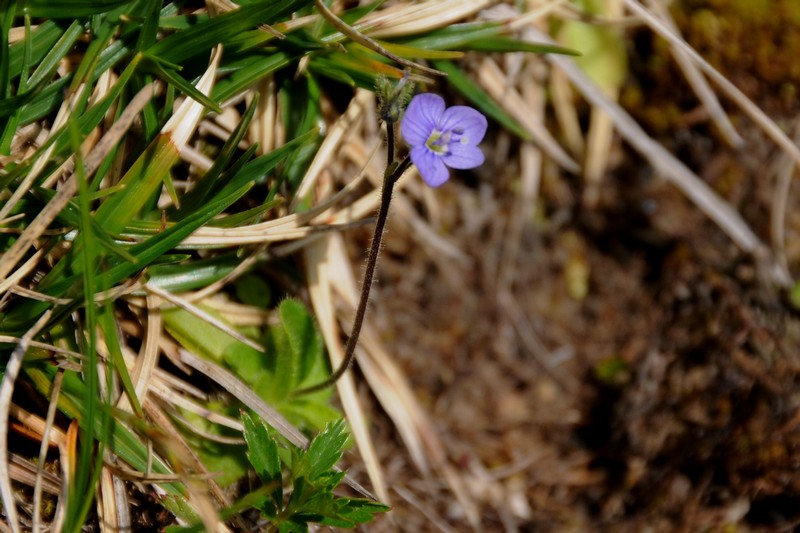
top-left (341, 3), bottom-right (800, 531)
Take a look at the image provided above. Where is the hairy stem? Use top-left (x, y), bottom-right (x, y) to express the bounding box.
top-left (292, 126), bottom-right (411, 396)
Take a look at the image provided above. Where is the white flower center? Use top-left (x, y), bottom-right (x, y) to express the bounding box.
top-left (425, 130), bottom-right (449, 155)
top-left (426, 127), bottom-right (469, 155)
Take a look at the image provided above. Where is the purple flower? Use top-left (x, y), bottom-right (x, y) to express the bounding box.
top-left (400, 93), bottom-right (488, 187)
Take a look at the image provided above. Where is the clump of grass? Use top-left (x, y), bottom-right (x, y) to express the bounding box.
top-left (0, 1), bottom-right (577, 529)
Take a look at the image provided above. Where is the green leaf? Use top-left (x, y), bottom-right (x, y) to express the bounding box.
top-left (162, 307), bottom-right (262, 367)
top-left (235, 275), bottom-right (273, 308)
top-left (145, 254), bottom-right (240, 293)
top-left (318, 499), bottom-right (390, 528)
top-left (396, 21), bottom-right (506, 50)
top-left (98, 304), bottom-right (142, 417)
top-left (242, 412), bottom-right (282, 484)
top-left (208, 197), bottom-right (281, 228)
top-left (26, 20), bottom-right (83, 89)
top-left (24, 365), bottom-right (196, 521)
top-left (221, 128), bottom-right (320, 197)
top-left (278, 521), bottom-right (308, 533)
top-left (309, 51), bottom-right (403, 90)
top-left (261, 323), bottom-right (295, 403)
top-left (279, 299), bottom-right (322, 385)
top-left (300, 420), bottom-right (348, 481)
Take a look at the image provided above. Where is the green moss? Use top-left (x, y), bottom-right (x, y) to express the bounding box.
top-left (675, 0), bottom-right (800, 90)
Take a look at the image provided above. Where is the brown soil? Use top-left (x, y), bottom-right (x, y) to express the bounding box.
top-left (350, 2), bottom-right (800, 531)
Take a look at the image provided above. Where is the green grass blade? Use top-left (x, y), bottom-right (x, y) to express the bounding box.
top-left (98, 303), bottom-right (143, 417)
top-left (63, 115), bottom-right (104, 533)
top-left (0, 7), bottom-right (26, 153)
top-left (7, 20), bottom-right (62, 80)
top-left (104, 182), bottom-right (255, 285)
top-left (432, 59), bottom-right (531, 140)
top-left (143, 55), bottom-right (222, 113)
top-left (146, 0), bottom-right (310, 65)
top-left (93, 134), bottom-right (179, 234)
top-left (23, 0), bottom-right (132, 18)
top-left (177, 95), bottom-right (259, 213)
top-left (26, 20), bottom-right (82, 89)
top-left (211, 51), bottom-right (295, 104)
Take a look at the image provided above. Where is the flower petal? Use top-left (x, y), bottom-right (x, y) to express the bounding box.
top-left (438, 105), bottom-right (488, 146)
top-left (442, 143), bottom-right (485, 170)
top-left (410, 145), bottom-right (450, 187)
top-left (401, 93), bottom-right (445, 147)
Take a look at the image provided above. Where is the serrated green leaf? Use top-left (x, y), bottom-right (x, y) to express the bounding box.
top-left (318, 498), bottom-right (390, 527)
top-left (278, 521), bottom-right (308, 533)
top-left (242, 412), bottom-right (282, 484)
top-left (301, 420), bottom-right (348, 481)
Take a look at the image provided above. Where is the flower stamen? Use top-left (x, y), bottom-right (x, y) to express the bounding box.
top-left (426, 130), bottom-right (450, 154)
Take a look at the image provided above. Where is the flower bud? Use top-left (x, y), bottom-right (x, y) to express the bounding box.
top-left (375, 72), bottom-right (415, 124)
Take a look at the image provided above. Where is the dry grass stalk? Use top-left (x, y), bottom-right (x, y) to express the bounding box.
top-left (31, 367), bottom-right (65, 533)
top-left (0, 83), bottom-right (158, 286)
top-left (0, 310), bottom-right (52, 533)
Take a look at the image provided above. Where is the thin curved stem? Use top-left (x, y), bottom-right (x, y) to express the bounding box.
top-left (292, 128), bottom-right (411, 397)
top-left (386, 122), bottom-right (395, 169)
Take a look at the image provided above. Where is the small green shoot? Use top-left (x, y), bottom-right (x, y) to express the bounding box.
top-left (241, 414), bottom-right (389, 531)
